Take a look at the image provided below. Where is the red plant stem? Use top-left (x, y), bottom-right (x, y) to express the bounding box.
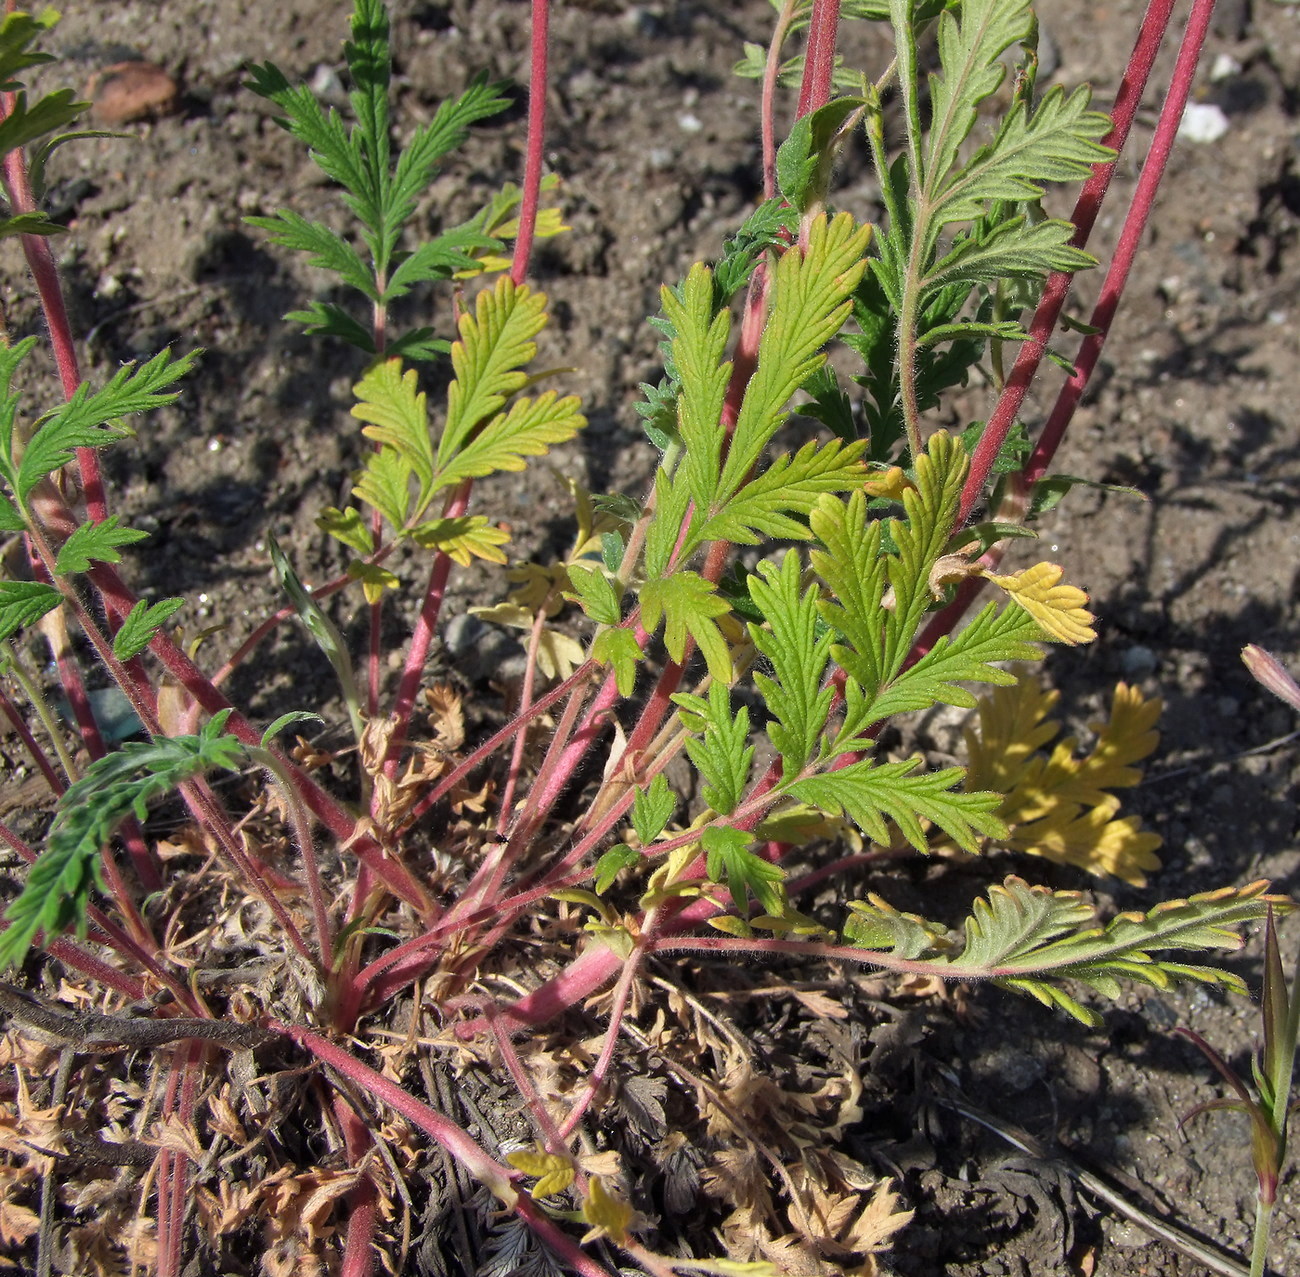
top-left (484, 1005), bottom-right (578, 1164)
top-left (496, 603), bottom-right (549, 834)
top-left (557, 944), bottom-right (644, 1138)
top-left (156, 1042), bottom-right (203, 1277)
top-left (382, 480), bottom-right (472, 776)
top-left (761, 1), bottom-right (801, 199)
top-left (274, 1020), bottom-right (620, 1277)
top-left (958, 0), bottom-right (1180, 527)
top-left (511, 0), bottom-right (550, 286)
top-left (0, 120), bottom-right (108, 527)
top-left (367, 594), bottom-right (382, 719)
top-left (1023, 0), bottom-right (1214, 488)
top-left (0, 684), bottom-right (63, 793)
top-left (335, 1095), bottom-right (379, 1277)
top-left (796, 0), bottom-right (841, 119)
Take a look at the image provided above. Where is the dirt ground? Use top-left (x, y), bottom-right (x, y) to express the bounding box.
top-left (3, 0), bottom-right (1300, 1274)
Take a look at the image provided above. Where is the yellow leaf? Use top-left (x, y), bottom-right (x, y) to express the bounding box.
top-left (579, 1149), bottom-right (623, 1177)
top-left (963, 679), bottom-right (1164, 885)
top-left (470, 602), bottom-right (533, 630)
top-left (536, 627), bottom-right (585, 681)
top-left (581, 1175), bottom-right (633, 1244)
top-left (862, 465), bottom-right (913, 501)
top-left (409, 515), bottom-right (510, 566)
top-left (984, 561), bottom-right (1095, 645)
top-left (506, 1144), bottom-right (575, 1199)
top-left (1007, 801), bottom-right (1162, 886)
top-left (347, 559), bottom-right (401, 604)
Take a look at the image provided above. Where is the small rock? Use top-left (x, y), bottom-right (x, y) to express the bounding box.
top-left (1120, 644), bottom-right (1158, 679)
top-left (1177, 102), bottom-right (1230, 144)
top-left (443, 613), bottom-right (487, 658)
top-left (309, 64), bottom-right (347, 107)
top-left (1209, 53), bottom-right (1243, 82)
top-left (87, 61), bottom-right (179, 125)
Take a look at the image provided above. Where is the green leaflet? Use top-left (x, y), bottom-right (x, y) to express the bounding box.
top-left (632, 774), bottom-right (676, 845)
top-left (790, 757), bottom-right (1006, 853)
top-left (0, 711), bottom-right (247, 968)
top-left (14, 349), bottom-right (199, 502)
top-left (641, 572), bottom-right (733, 685)
top-left (112, 597), bottom-right (186, 662)
top-left (702, 826), bottom-right (786, 918)
top-left (54, 515), bottom-right (149, 575)
top-left (0, 581), bottom-right (61, 643)
top-left (922, 0), bottom-right (1035, 201)
top-left (840, 877), bottom-right (1282, 1027)
top-left (672, 681), bottom-right (753, 816)
top-left (746, 551), bottom-right (833, 778)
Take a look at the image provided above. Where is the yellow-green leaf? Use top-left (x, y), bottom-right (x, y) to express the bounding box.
top-left (506, 1145), bottom-right (575, 1199)
top-left (439, 276), bottom-right (549, 465)
top-left (347, 559), bottom-right (400, 604)
top-left (984, 561), bottom-right (1095, 645)
top-left (580, 1175), bottom-right (633, 1244)
top-left (593, 627), bottom-right (642, 695)
top-left (410, 515), bottom-right (510, 566)
top-left (436, 388), bottom-right (585, 490)
top-left (351, 359), bottom-right (435, 511)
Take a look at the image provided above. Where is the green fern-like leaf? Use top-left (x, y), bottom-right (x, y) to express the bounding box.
top-left (696, 437), bottom-right (867, 546)
top-left (790, 757), bottom-right (1006, 853)
top-left (934, 86), bottom-right (1114, 230)
top-left (54, 515), bottom-right (149, 575)
top-left (922, 0), bottom-right (1035, 200)
top-left (641, 571), bottom-right (734, 685)
top-left (844, 893), bottom-right (951, 958)
top-left (245, 208), bottom-right (376, 299)
top-left (0, 711), bottom-right (247, 968)
top-left (17, 349), bottom-right (200, 501)
top-left (852, 877), bottom-right (1284, 1027)
top-left (718, 212), bottom-right (871, 506)
top-left (746, 551), bottom-right (833, 777)
top-left (672, 681), bottom-right (753, 816)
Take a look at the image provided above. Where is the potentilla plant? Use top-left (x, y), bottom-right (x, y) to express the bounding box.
top-left (0, 1), bottom-right (1284, 1274)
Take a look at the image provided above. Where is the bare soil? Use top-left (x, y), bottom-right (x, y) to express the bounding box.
top-left (3, 1), bottom-right (1300, 1274)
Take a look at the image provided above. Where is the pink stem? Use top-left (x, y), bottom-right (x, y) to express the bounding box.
top-left (1022, 0), bottom-right (1214, 487)
top-left (958, 0), bottom-right (1180, 526)
top-left (511, 0), bottom-right (550, 286)
top-left (0, 684), bottom-right (63, 792)
top-left (382, 480), bottom-right (471, 775)
top-left (335, 1094), bottom-right (378, 1277)
top-left (557, 946), bottom-right (643, 1138)
top-left (275, 1020), bottom-right (619, 1277)
top-left (795, 0), bottom-right (840, 119)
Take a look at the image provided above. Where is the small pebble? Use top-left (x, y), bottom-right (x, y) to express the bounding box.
top-left (1209, 53), bottom-right (1242, 82)
top-left (1178, 102), bottom-right (1229, 143)
top-left (87, 61), bottom-right (179, 125)
top-left (1120, 644), bottom-right (1158, 679)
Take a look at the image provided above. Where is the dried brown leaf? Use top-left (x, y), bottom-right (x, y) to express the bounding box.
top-left (424, 683), bottom-right (465, 750)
